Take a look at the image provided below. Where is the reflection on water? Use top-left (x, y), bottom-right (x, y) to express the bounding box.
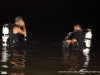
top-left (79, 49), bottom-right (90, 74)
top-left (0, 46), bottom-right (26, 75)
top-left (1, 35), bottom-right (100, 75)
top-left (63, 48), bottom-right (90, 74)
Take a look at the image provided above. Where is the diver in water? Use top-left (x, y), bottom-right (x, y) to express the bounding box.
top-left (9, 16), bottom-right (27, 46)
top-left (64, 23), bottom-right (86, 50)
top-left (72, 23), bottom-right (86, 50)
top-left (66, 23), bottom-right (82, 43)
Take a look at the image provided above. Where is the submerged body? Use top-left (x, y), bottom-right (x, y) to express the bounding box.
top-left (2, 16), bottom-right (27, 46)
top-left (63, 23), bottom-right (92, 51)
top-left (9, 25), bottom-right (20, 46)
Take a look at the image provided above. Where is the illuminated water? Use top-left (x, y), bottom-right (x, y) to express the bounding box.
top-left (0, 35), bottom-right (100, 75)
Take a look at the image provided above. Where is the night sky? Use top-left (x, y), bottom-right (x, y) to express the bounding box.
top-left (0, 0), bottom-right (99, 39)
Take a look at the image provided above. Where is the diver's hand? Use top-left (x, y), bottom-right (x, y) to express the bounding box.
top-left (72, 39), bottom-right (77, 42)
top-left (19, 20), bottom-right (25, 26)
top-left (66, 40), bottom-right (72, 44)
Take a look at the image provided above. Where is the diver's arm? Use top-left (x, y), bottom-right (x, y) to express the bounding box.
top-left (72, 39), bottom-right (77, 42)
top-left (22, 25), bottom-right (27, 37)
top-left (66, 39), bottom-right (77, 44)
top-left (17, 27), bottom-right (26, 36)
top-left (19, 20), bottom-right (27, 37)
top-left (66, 40), bottom-right (72, 44)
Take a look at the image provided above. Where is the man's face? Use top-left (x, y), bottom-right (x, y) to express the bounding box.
top-left (74, 26), bottom-right (81, 31)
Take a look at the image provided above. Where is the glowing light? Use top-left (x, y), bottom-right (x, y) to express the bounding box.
top-left (0, 71), bottom-right (7, 74)
top-left (2, 65), bottom-right (8, 68)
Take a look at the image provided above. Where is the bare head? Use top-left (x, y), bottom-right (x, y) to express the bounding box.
top-left (15, 16), bottom-right (22, 26)
top-left (74, 23), bottom-right (82, 31)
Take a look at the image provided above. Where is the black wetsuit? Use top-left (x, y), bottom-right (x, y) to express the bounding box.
top-left (72, 30), bottom-right (86, 50)
top-left (9, 25), bottom-right (20, 46)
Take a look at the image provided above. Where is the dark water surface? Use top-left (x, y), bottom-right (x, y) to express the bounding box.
top-left (0, 35), bottom-right (100, 75)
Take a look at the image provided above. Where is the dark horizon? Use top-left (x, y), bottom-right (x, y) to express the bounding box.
top-left (0, 0), bottom-right (99, 37)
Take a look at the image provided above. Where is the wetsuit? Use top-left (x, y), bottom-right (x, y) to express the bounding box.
top-left (72, 30), bottom-right (86, 50)
top-left (9, 25), bottom-right (20, 46)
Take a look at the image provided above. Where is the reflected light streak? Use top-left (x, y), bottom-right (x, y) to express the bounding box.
top-left (79, 48), bottom-right (90, 74)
